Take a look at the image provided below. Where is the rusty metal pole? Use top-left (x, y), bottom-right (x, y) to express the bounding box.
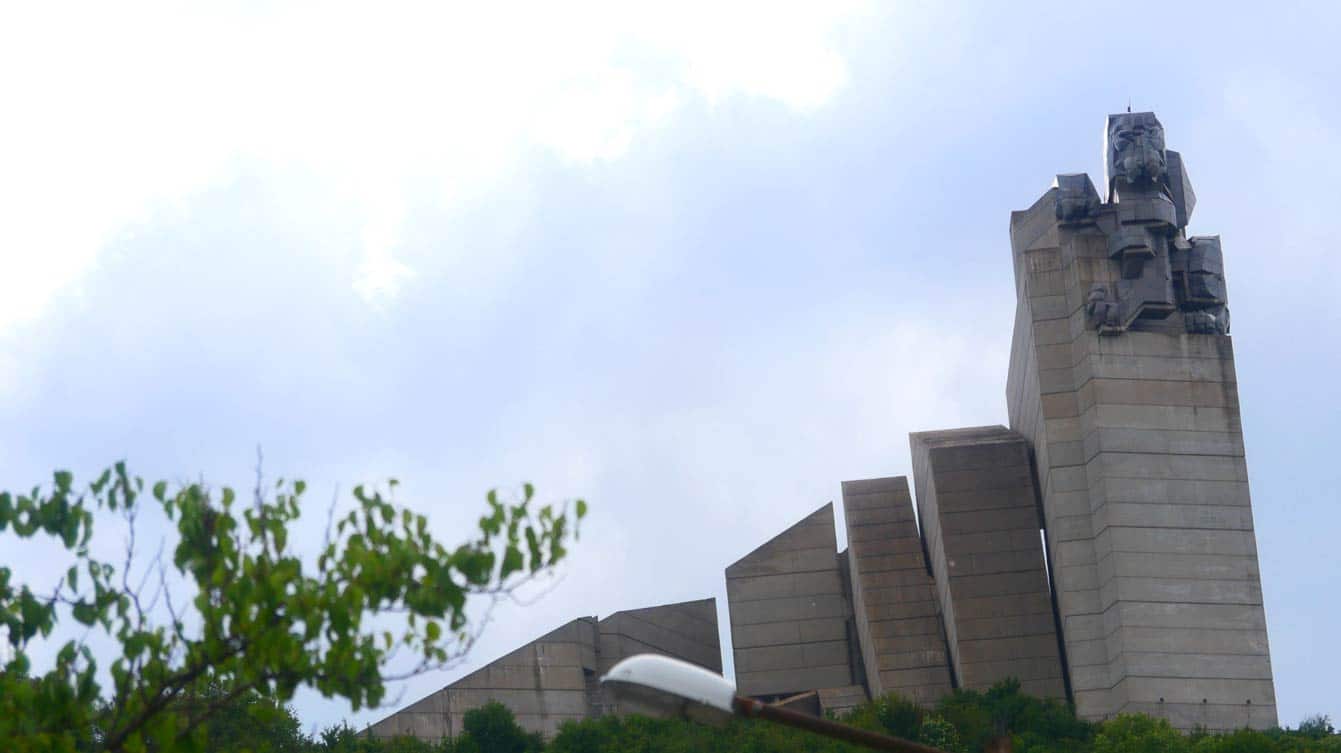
top-left (733, 696), bottom-right (950, 753)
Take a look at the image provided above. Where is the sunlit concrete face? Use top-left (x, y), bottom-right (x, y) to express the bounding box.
top-left (1006, 114), bottom-right (1276, 731)
top-left (840, 476), bottom-right (954, 706)
top-left (909, 427), bottom-right (1067, 700)
top-left (724, 503), bottom-right (859, 699)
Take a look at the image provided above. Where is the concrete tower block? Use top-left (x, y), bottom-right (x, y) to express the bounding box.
top-left (726, 503), bottom-right (856, 698)
top-left (1006, 115), bottom-right (1276, 730)
top-left (909, 427), bottom-right (1067, 699)
top-left (840, 477), bottom-right (954, 706)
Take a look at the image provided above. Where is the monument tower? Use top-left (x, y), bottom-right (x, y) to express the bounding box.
top-left (1006, 113), bottom-right (1275, 729)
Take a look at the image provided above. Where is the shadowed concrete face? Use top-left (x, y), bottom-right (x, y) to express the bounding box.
top-left (725, 503), bottom-right (857, 698)
top-left (1006, 114), bottom-right (1275, 731)
top-left (367, 598), bottom-right (721, 740)
top-left (909, 427), bottom-right (1067, 699)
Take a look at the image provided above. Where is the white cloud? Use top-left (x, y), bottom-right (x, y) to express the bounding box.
top-left (0, 1), bottom-right (867, 328)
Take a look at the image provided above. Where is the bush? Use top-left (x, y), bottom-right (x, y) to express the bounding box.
top-left (1093, 714), bottom-right (1189, 753)
top-left (932, 679), bottom-right (1093, 753)
top-left (455, 702), bottom-right (543, 753)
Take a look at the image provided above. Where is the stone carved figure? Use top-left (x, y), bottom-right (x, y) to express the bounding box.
top-left (1182, 236), bottom-right (1227, 305)
top-left (1175, 235), bottom-right (1230, 334)
top-left (1062, 112), bottom-right (1233, 336)
top-left (1106, 112), bottom-right (1168, 193)
top-left (1055, 174), bottom-right (1100, 223)
top-left (1185, 309), bottom-right (1230, 335)
top-left (1100, 113), bottom-right (1180, 328)
top-left (1086, 284), bottom-right (1121, 333)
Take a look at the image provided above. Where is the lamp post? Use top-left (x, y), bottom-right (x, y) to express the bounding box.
top-left (600, 654), bottom-right (955, 753)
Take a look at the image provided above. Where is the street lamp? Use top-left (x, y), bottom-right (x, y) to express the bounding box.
top-left (600, 654), bottom-right (954, 753)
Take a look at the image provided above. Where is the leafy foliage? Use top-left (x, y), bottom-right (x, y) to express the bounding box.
top-left (454, 702), bottom-right (543, 753)
top-left (15, 659), bottom-right (1337, 753)
top-left (189, 685), bottom-right (309, 753)
top-left (0, 464), bottom-right (585, 753)
top-left (1092, 714), bottom-right (1187, 753)
top-left (935, 679), bottom-right (1092, 753)
top-left (917, 715), bottom-right (963, 753)
top-left (538, 681), bottom-right (1339, 753)
top-left (840, 693), bottom-right (924, 741)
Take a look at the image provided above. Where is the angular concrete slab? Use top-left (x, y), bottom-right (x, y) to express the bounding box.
top-left (909, 428), bottom-right (1067, 699)
top-left (726, 503), bottom-right (857, 698)
top-left (840, 476), bottom-right (954, 705)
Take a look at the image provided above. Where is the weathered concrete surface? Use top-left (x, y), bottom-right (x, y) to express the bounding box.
top-left (367, 618), bottom-right (598, 741)
top-left (840, 477), bottom-right (953, 706)
top-left (1005, 124), bottom-right (1276, 730)
top-left (909, 427), bottom-right (1067, 699)
top-left (368, 599), bottom-right (722, 741)
top-left (596, 598), bottom-right (722, 715)
top-left (818, 684), bottom-right (870, 716)
top-left (597, 598), bottom-right (721, 675)
top-left (726, 503), bottom-right (857, 698)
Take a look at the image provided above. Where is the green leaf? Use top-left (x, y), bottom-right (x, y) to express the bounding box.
top-left (500, 546), bottom-right (524, 578)
top-left (72, 601), bottom-right (97, 626)
top-left (576, 499), bottom-right (588, 519)
top-left (67, 565), bottom-right (78, 592)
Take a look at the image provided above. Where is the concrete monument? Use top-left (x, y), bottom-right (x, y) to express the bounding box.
top-left (1007, 112), bottom-right (1274, 729)
top-left (370, 113), bottom-right (1276, 739)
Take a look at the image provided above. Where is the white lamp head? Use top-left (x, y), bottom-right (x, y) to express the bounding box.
top-left (599, 653), bottom-right (737, 723)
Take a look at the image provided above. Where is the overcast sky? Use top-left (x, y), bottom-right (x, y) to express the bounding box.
top-left (2, 0), bottom-right (1338, 734)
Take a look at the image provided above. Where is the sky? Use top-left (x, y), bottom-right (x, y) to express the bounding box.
top-left (2, 0), bottom-right (1339, 734)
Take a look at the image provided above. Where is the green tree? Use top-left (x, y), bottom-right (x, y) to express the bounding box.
top-left (1300, 716), bottom-right (1338, 740)
top-left (1190, 728), bottom-right (1282, 753)
top-left (932, 679), bottom-right (1093, 753)
top-left (1093, 714), bottom-right (1190, 753)
top-left (0, 463), bottom-right (585, 753)
top-left (453, 702), bottom-right (541, 753)
top-left (840, 694), bottom-right (924, 741)
top-left (918, 714), bottom-right (963, 753)
top-left (190, 684), bottom-right (308, 753)
top-left (317, 722), bottom-right (449, 753)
